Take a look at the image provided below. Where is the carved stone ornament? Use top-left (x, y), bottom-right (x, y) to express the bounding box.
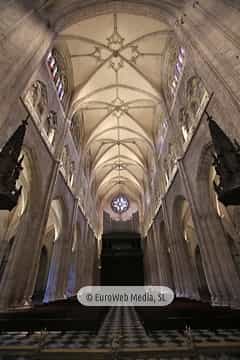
top-left (186, 76), bottom-right (205, 117)
top-left (46, 111), bottom-right (57, 145)
top-left (70, 113), bottom-right (81, 150)
top-left (179, 107), bottom-right (191, 140)
top-left (29, 81), bottom-right (48, 119)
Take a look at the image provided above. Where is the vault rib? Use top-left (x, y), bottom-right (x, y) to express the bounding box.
top-left (91, 142), bottom-right (146, 171)
top-left (86, 126), bottom-right (154, 151)
top-left (72, 84), bottom-right (161, 109)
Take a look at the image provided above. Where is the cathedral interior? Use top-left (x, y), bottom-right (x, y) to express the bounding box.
top-left (1, 0), bottom-right (240, 359)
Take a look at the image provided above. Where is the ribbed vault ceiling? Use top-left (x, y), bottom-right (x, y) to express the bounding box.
top-left (60, 13), bottom-right (172, 212)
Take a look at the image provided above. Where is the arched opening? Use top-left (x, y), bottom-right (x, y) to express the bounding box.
top-left (31, 199), bottom-right (64, 304)
top-left (180, 199), bottom-right (210, 301)
top-left (173, 197), bottom-right (210, 301)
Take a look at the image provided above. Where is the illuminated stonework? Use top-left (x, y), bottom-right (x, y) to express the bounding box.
top-left (111, 194), bottom-right (129, 214)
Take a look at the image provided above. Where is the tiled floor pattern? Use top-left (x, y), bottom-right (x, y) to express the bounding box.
top-left (0, 308), bottom-right (240, 352)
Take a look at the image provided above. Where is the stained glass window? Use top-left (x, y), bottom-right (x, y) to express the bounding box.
top-left (47, 49), bottom-right (66, 103)
top-left (170, 46), bottom-right (185, 97)
top-left (111, 194), bottom-right (129, 214)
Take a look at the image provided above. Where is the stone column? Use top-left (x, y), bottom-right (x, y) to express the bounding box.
top-left (146, 230), bottom-right (153, 284)
top-left (162, 197), bottom-right (198, 299)
top-left (43, 196), bottom-right (74, 302)
top-left (83, 225), bottom-right (92, 286)
top-left (0, 179), bottom-right (51, 309)
top-left (89, 230), bottom-right (97, 286)
top-left (91, 235), bottom-right (99, 286)
top-left (0, 114), bottom-right (71, 309)
top-left (74, 214), bottom-right (86, 292)
top-left (178, 158), bottom-right (240, 308)
top-left (143, 237), bottom-right (152, 285)
top-left (23, 111), bottom-right (71, 305)
top-left (151, 222), bottom-right (161, 284)
top-left (154, 219), bottom-right (173, 289)
top-left (148, 228), bottom-right (159, 285)
top-left (172, 221), bottom-right (199, 300)
top-left (43, 233), bottom-right (64, 303)
top-left (76, 218), bottom-right (89, 289)
top-left (59, 197), bottom-right (79, 298)
top-left (0, 117), bottom-right (64, 310)
top-left (162, 197), bottom-right (181, 296)
top-left (28, 162), bottom-right (59, 290)
top-left (84, 226), bottom-right (92, 286)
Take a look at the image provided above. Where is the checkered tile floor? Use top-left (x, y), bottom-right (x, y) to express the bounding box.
top-left (87, 307), bottom-right (155, 348)
top-left (0, 308), bottom-right (240, 351)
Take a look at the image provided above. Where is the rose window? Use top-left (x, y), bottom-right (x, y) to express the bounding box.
top-left (111, 194), bottom-right (129, 214)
